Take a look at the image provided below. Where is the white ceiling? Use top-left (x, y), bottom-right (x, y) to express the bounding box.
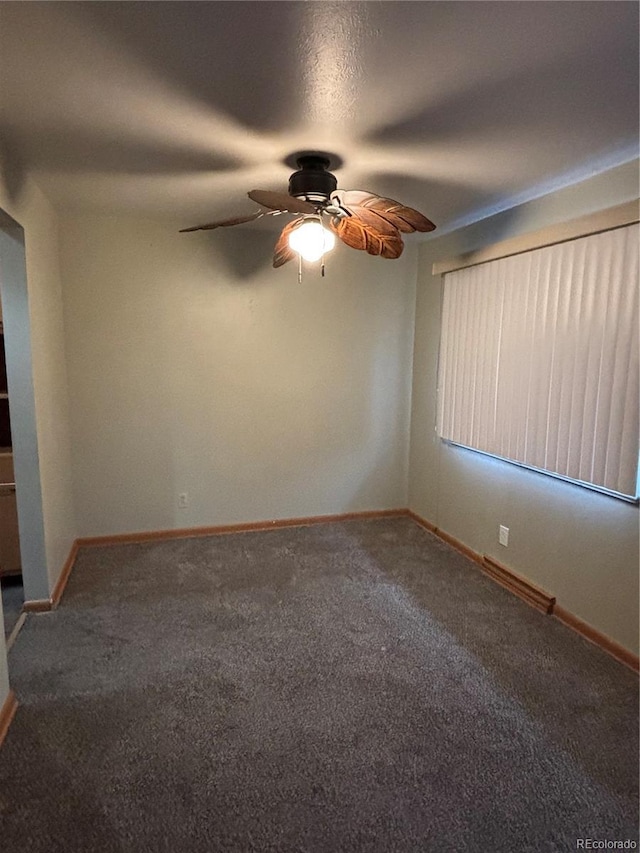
top-left (0, 1), bottom-right (637, 234)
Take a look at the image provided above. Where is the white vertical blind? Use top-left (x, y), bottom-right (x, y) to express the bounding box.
top-left (437, 223), bottom-right (639, 497)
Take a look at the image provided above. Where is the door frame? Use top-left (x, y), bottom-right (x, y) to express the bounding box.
top-left (0, 208), bottom-right (49, 603)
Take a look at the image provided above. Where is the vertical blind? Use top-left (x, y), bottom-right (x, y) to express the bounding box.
top-left (437, 223), bottom-right (639, 497)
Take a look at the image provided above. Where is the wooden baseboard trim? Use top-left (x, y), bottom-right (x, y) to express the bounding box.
top-left (405, 510), bottom-right (437, 533)
top-left (6, 613), bottom-right (26, 652)
top-left (0, 690), bottom-right (18, 749)
top-left (77, 509), bottom-right (408, 549)
top-left (407, 508), bottom-right (637, 672)
top-left (482, 555), bottom-right (556, 614)
top-left (435, 528), bottom-right (484, 566)
top-left (51, 540), bottom-right (79, 607)
top-left (554, 605), bottom-right (639, 673)
top-left (22, 598), bottom-right (53, 613)
top-left (406, 511), bottom-right (482, 565)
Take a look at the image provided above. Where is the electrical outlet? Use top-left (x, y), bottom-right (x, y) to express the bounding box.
top-left (499, 525), bottom-right (509, 547)
top-left (178, 492), bottom-right (189, 509)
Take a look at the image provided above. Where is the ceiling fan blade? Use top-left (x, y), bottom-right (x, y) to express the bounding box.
top-left (338, 205), bottom-right (400, 237)
top-left (248, 190), bottom-right (316, 215)
top-left (330, 216), bottom-right (404, 259)
top-left (337, 190), bottom-right (436, 233)
top-left (179, 210), bottom-right (266, 232)
top-left (273, 218), bottom-right (304, 268)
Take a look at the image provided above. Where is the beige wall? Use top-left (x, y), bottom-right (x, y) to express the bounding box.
top-left (409, 159), bottom-right (640, 653)
top-left (59, 213), bottom-right (417, 536)
top-left (22, 196), bottom-right (76, 591)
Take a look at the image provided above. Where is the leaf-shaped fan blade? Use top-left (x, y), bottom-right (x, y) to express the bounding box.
top-left (330, 216), bottom-right (404, 259)
top-left (341, 206), bottom-right (400, 236)
top-left (273, 218), bottom-right (304, 268)
top-left (337, 190), bottom-right (436, 233)
top-left (248, 190), bottom-right (316, 215)
top-left (179, 211), bottom-right (265, 232)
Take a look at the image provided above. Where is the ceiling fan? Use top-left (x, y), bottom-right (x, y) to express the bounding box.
top-left (180, 152), bottom-right (436, 273)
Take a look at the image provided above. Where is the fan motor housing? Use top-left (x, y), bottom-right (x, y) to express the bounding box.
top-left (288, 155), bottom-right (337, 202)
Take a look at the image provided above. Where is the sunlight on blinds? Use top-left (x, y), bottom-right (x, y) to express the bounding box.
top-left (437, 223), bottom-right (639, 498)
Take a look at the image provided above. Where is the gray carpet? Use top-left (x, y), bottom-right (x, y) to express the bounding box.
top-left (0, 517), bottom-right (637, 852)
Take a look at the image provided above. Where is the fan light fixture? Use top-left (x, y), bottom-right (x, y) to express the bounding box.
top-left (180, 150), bottom-right (436, 275)
top-left (288, 218), bottom-right (335, 262)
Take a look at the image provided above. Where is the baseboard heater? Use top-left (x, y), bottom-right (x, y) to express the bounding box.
top-left (481, 555), bottom-right (556, 614)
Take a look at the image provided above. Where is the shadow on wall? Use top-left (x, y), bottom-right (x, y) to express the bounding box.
top-left (0, 135), bottom-right (26, 207)
top-left (200, 229), bottom-right (282, 281)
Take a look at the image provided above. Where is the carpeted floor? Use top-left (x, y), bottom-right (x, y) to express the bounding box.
top-left (0, 517), bottom-right (637, 852)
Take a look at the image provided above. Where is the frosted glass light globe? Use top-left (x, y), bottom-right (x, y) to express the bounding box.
top-left (288, 220), bottom-right (335, 262)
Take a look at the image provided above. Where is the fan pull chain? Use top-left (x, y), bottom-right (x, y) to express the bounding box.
top-left (298, 254), bottom-right (303, 284)
top-left (321, 252), bottom-right (325, 277)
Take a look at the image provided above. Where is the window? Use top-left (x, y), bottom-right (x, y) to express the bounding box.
top-left (437, 222), bottom-right (639, 499)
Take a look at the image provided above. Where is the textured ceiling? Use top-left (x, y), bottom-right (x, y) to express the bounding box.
top-left (0, 1), bottom-right (638, 234)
